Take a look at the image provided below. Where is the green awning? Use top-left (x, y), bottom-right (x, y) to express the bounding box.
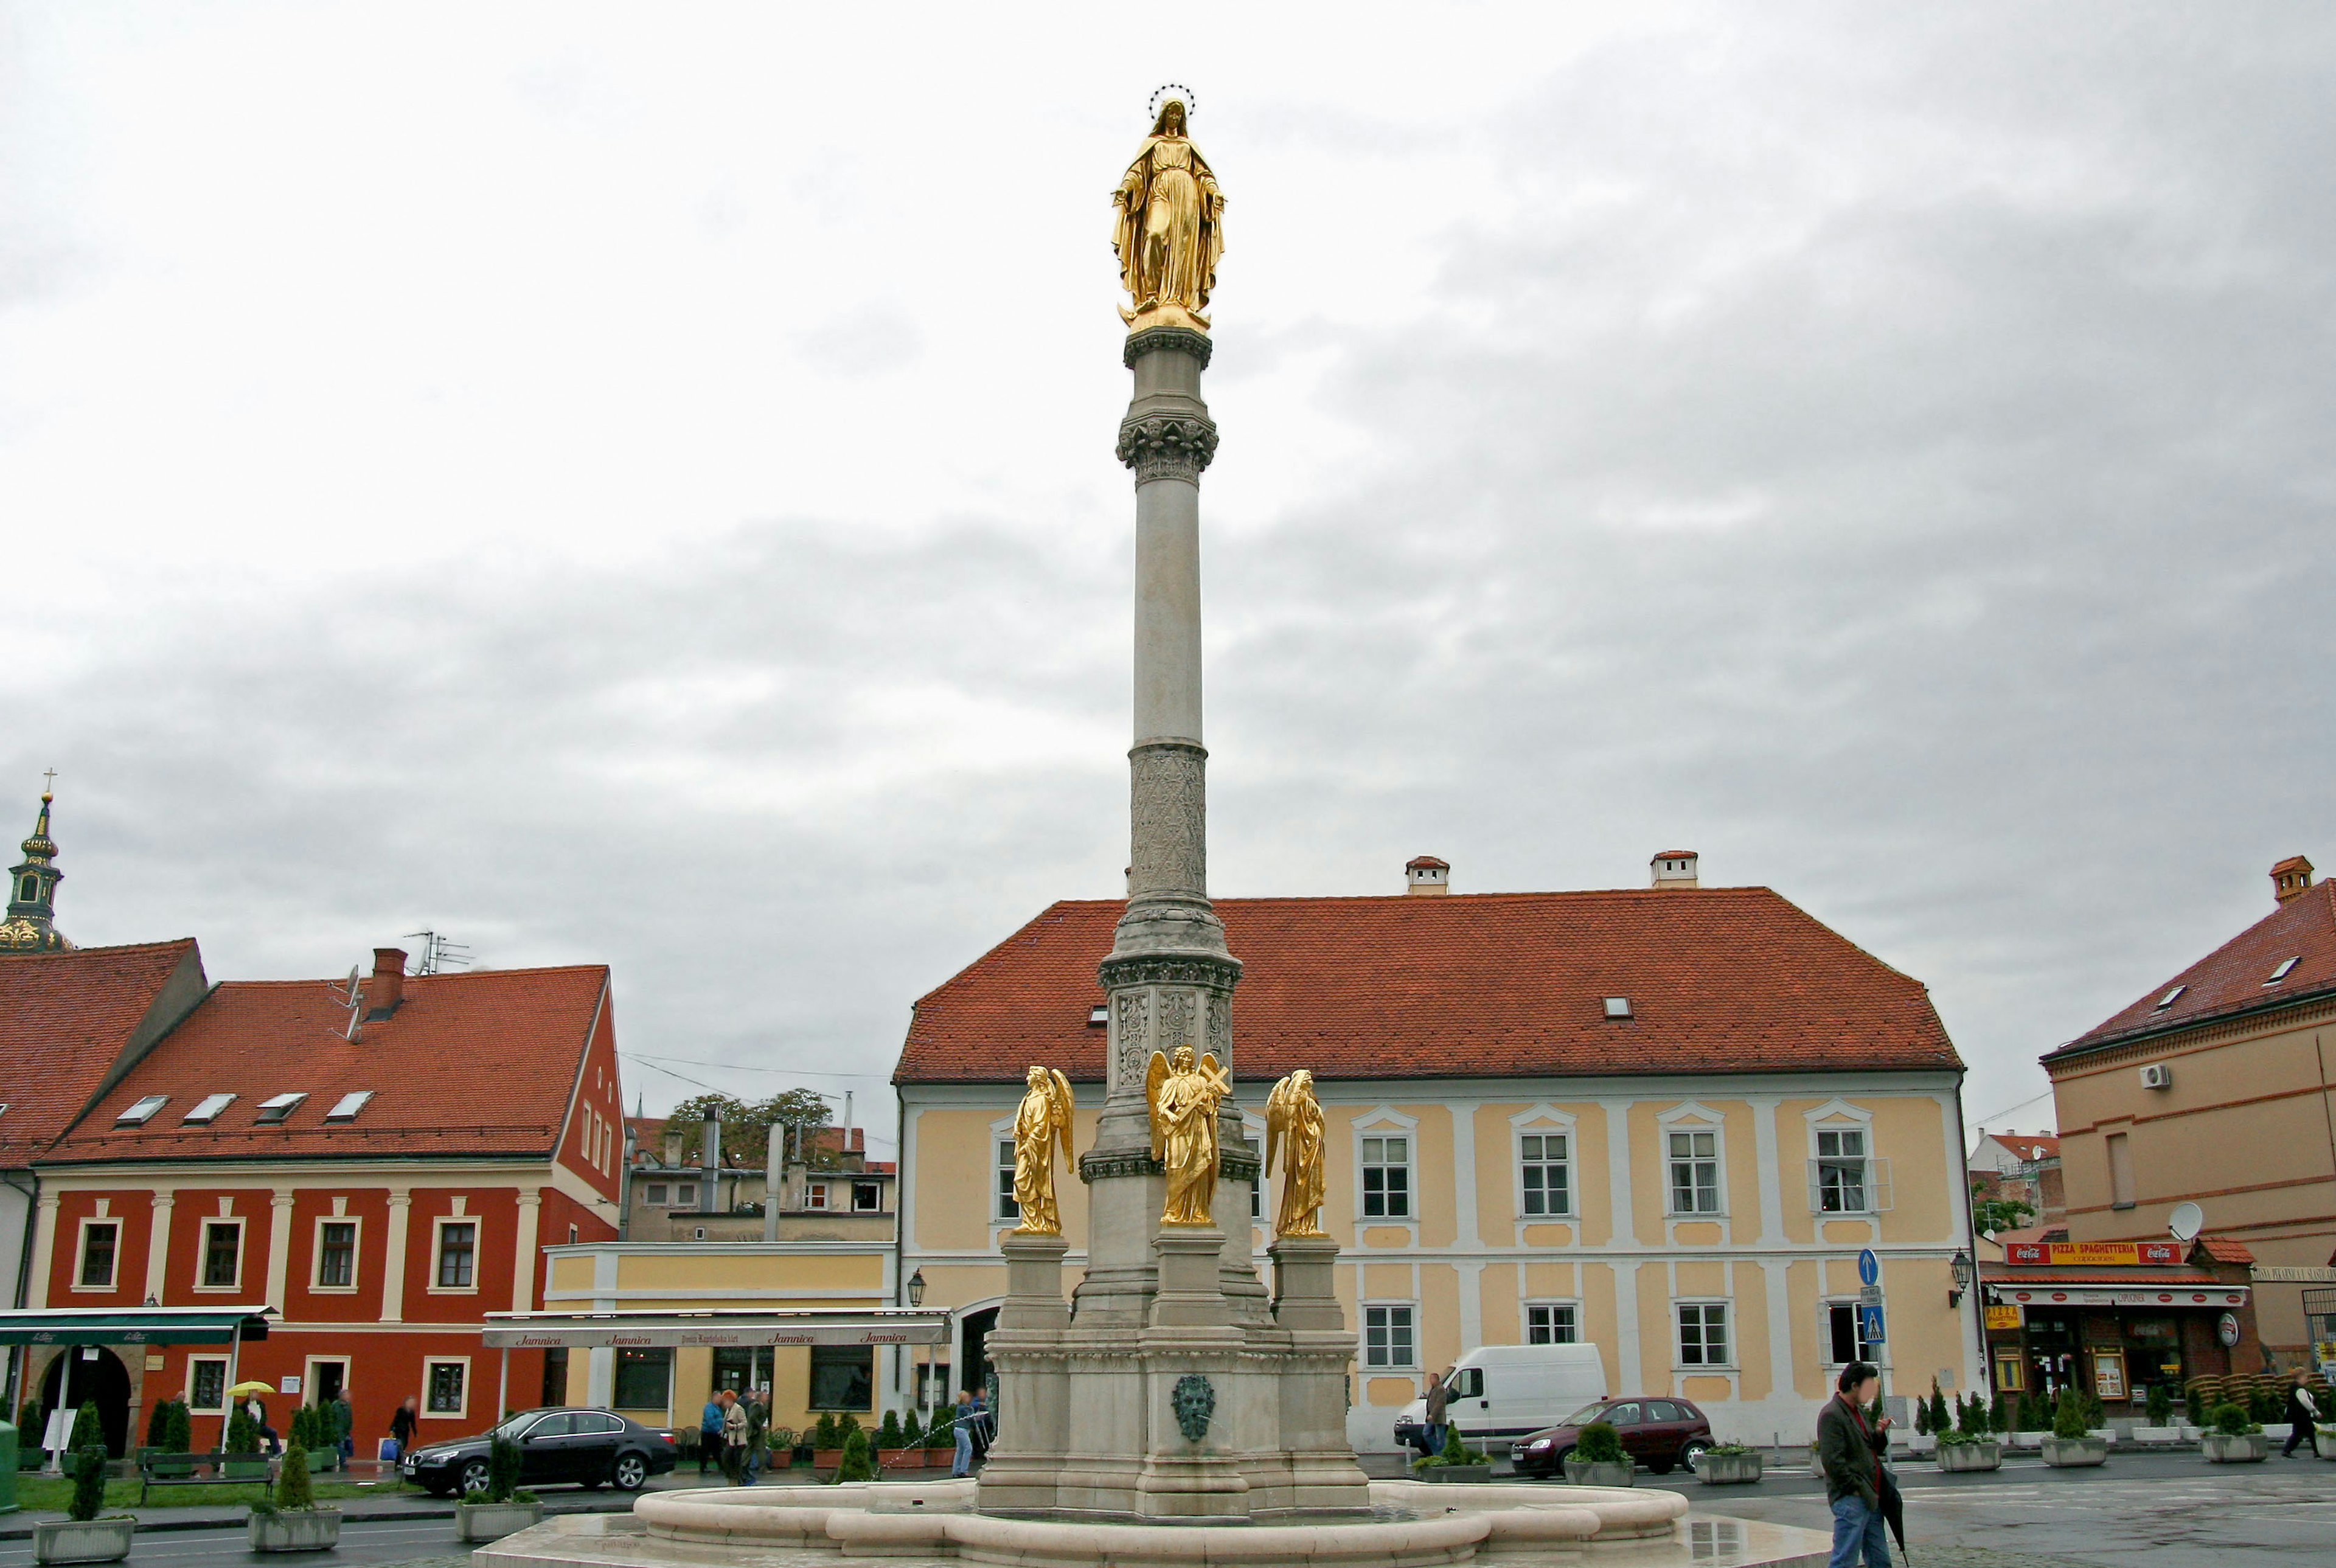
top-left (0, 1306), bottom-right (273, 1347)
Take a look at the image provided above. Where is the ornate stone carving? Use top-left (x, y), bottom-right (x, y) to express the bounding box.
top-left (1112, 991), bottom-right (1152, 1091)
top-left (1129, 743), bottom-right (1208, 897)
top-left (1116, 413), bottom-right (1218, 484)
top-left (1124, 325), bottom-right (1213, 370)
top-left (1206, 991), bottom-right (1232, 1072)
top-left (1099, 953), bottom-right (1242, 991)
top-left (1079, 1150), bottom-right (1164, 1183)
top-left (1170, 1373), bottom-right (1217, 1441)
top-left (1156, 989), bottom-right (1195, 1055)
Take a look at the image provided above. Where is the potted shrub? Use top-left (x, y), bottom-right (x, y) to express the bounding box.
top-left (2314, 1423), bottom-right (2336, 1461)
top-left (2200, 1403), bottom-right (2267, 1464)
top-left (456, 1435), bottom-right (541, 1543)
top-left (223, 1406), bottom-right (269, 1481)
top-left (246, 1440), bottom-right (341, 1553)
top-left (925, 1413), bottom-right (955, 1468)
top-left (1562, 1421), bottom-right (1633, 1487)
top-left (33, 1444), bottom-right (133, 1565)
top-left (2040, 1389), bottom-right (2106, 1468)
top-left (1936, 1395), bottom-right (2001, 1473)
top-left (833, 1429), bottom-right (876, 1484)
top-left (875, 1410), bottom-right (918, 1472)
top-left (1694, 1443), bottom-right (1762, 1484)
top-left (810, 1412), bottom-right (843, 1474)
top-left (1410, 1426), bottom-right (1492, 1484)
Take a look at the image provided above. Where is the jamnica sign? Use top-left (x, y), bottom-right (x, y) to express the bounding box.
top-left (2002, 1241), bottom-right (2180, 1266)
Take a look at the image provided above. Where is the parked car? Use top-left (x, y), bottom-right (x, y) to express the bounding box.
top-left (401, 1406), bottom-right (678, 1496)
top-left (1509, 1397), bottom-right (1714, 1476)
top-left (1393, 1343), bottom-right (1608, 1455)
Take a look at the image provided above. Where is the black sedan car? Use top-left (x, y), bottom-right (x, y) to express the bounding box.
top-left (401, 1407), bottom-right (678, 1496)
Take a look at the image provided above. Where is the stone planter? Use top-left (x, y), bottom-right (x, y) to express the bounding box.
top-left (2040, 1436), bottom-right (2107, 1468)
top-left (813, 1449), bottom-right (844, 1473)
top-left (2006, 1430), bottom-right (2049, 1450)
top-left (1417, 1463), bottom-right (1493, 1483)
top-left (1903, 1434), bottom-right (1937, 1456)
top-left (456, 1500), bottom-right (544, 1543)
top-left (1695, 1450), bottom-right (1762, 1485)
top-left (2313, 1427), bottom-right (2336, 1460)
top-left (248, 1508), bottom-right (342, 1552)
top-left (2129, 1426), bottom-right (2183, 1445)
top-left (2201, 1431), bottom-right (2268, 1463)
top-left (1935, 1441), bottom-right (2001, 1472)
top-left (1562, 1458), bottom-right (1635, 1486)
top-left (32, 1518), bottom-right (134, 1565)
top-left (878, 1447), bottom-right (926, 1471)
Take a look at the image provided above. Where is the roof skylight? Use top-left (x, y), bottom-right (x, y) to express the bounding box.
top-left (324, 1091), bottom-right (374, 1122)
top-left (182, 1093), bottom-right (236, 1125)
top-left (2266, 957), bottom-right (2300, 985)
top-left (2154, 985), bottom-right (2186, 1010)
top-left (116, 1095), bottom-right (167, 1126)
top-left (254, 1092), bottom-right (308, 1125)
top-left (1603, 996), bottom-right (1633, 1019)
top-left (1087, 1005), bottom-right (1109, 1026)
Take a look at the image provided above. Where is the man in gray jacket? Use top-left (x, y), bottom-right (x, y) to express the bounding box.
top-left (1816, 1362), bottom-right (1889, 1568)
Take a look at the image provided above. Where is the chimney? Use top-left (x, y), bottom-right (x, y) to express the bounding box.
top-left (2272, 855), bottom-right (2313, 906)
top-left (1405, 855), bottom-right (1451, 895)
top-left (701, 1106), bottom-right (721, 1215)
top-left (365, 948), bottom-right (407, 1019)
top-left (1650, 850), bottom-right (1699, 890)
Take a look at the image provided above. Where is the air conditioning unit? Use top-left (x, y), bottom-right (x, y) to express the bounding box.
top-left (2140, 1063), bottom-right (2173, 1090)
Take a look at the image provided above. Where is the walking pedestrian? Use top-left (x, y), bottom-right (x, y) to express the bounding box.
top-left (698, 1391), bottom-right (725, 1476)
top-left (1816, 1362), bottom-right (1891, 1568)
top-left (389, 1396), bottom-right (418, 1462)
top-left (1423, 1368), bottom-right (1452, 1457)
top-left (329, 1390), bottom-right (353, 1465)
top-left (721, 1389), bottom-right (749, 1485)
top-left (745, 1387), bottom-right (770, 1482)
top-left (950, 1390), bottom-right (975, 1478)
top-left (2281, 1369), bottom-right (2320, 1457)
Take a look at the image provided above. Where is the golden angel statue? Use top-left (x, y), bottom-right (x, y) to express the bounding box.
top-left (1010, 1065), bottom-right (1076, 1235)
top-left (1264, 1069), bottom-right (1327, 1238)
top-left (1146, 1044), bottom-right (1231, 1226)
top-left (1112, 91), bottom-right (1225, 331)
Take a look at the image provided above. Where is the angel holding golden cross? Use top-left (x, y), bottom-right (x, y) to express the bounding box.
top-left (1147, 1044), bottom-right (1231, 1226)
top-left (1010, 1065), bottom-right (1076, 1235)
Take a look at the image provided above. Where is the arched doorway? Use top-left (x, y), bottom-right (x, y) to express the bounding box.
top-left (40, 1346), bottom-right (133, 1458)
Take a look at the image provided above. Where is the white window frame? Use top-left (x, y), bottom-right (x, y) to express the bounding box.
top-left (422, 1356), bottom-right (471, 1419)
top-left (1354, 1109), bottom-right (1419, 1224)
top-left (1804, 1101), bottom-right (1890, 1215)
top-left (312, 1215), bottom-right (362, 1294)
top-left (1361, 1302), bottom-right (1419, 1370)
top-left (644, 1182), bottom-right (668, 1205)
top-left (1658, 1105), bottom-right (1727, 1218)
top-left (429, 1216), bottom-right (480, 1294)
top-left (804, 1181), bottom-right (829, 1210)
top-left (73, 1216), bottom-right (122, 1293)
top-left (994, 1136), bottom-right (1021, 1224)
top-left (1240, 1109), bottom-right (1267, 1224)
top-left (1517, 1128), bottom-right (1573, 1219)
top-left (673, 1181), bottom-right (698, 1209)
top-left (1820, 1300), bottom-right (1879, 1366)
top-left (195, 1216), bottom-right (247, 1292)
top-left (1675, 1300), bottom-right (1733, 1369)
top-left (186, 1354), bottom-right (231, 1414)
top-left (1524, 1300), bottom-right (1580, 1345)
top-left (303, 1355), bottom-right (352, 1415)
top-left (852, 1182), bottom-right (881, 1213)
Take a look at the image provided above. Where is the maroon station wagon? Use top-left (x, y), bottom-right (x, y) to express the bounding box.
top-left (1510, 1397), bottom-right (1714, 1477)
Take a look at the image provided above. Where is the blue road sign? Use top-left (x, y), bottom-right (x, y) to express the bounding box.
top-left (1857, 1248), bottom-right (1880, 1286)
top-left (1860, 1303), bottom-right (1886, 1344)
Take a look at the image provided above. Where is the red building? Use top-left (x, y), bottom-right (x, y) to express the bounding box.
top-left (17, 948), bottom-right (623, 1454)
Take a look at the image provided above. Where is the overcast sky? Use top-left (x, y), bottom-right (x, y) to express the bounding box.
top-left (7, 3), bottom-right (2333, 1155)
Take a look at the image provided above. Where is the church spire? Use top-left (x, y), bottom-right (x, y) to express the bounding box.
top-left (0, 782), bottom-right (71, 954)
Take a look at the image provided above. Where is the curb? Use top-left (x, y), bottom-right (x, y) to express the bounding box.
top-left (0, 1496), bottom-right (635, 1542)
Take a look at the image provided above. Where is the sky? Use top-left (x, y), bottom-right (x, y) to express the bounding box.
top-left (6, 2), bottom-right (2334, 1158)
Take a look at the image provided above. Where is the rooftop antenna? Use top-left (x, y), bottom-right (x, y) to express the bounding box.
top-left (405, 930), bottom-right (473, 976)
top-left (328, 965), bottom-right (364, 1043)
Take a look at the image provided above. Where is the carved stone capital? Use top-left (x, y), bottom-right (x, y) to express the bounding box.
top-left (1124, 326), bottom-right (1214, 370)
top-left (1116, 413), bottom-right (1218, 484)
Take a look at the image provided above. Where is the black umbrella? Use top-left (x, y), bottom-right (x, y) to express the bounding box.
top-left (1877, 1465), bottom-right (1910, 1566)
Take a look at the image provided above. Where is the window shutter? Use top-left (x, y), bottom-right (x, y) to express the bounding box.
top-left (1871, 1159), bottom-right (1893, 1213)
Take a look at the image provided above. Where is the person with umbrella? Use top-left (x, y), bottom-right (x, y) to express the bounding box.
top-left (1816, 1362), bottom-right (1893, 1568)
top-left (229, 1381), bottom-right (279, 1456)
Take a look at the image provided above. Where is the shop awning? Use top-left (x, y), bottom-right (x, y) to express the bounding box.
top-left (481, 1308), bottom-right (951, 1350)
top-left (0, 1306), bottom-right (274, 1347)
top-left (1984, 1280), bottom-right (2247, 1310)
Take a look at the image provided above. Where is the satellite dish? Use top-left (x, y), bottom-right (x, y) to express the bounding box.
top-left (2168, 1201), bottom-right (2203, 1243)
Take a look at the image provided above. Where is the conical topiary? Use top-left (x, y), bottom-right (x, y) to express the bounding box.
top-left (877, 1409), bottom-right (903, 1449)
top-left (835, 1428), bottom-right (874, 1483)
top-left (165, 1401), bottom-right (194, 1453)
top-left (69, 1400), bottom-right (103, 1455)
top-left (275, 1441), bottom-right (315, 1511)
top-left (227, 1406), bottom-right (260, 1454)
top-left (147, 1400), bottom-right (173, 1448)
top-left (68, 1444), bottom-right (107, 1522)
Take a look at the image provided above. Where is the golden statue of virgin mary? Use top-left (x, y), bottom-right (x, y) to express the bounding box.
top-left (1113, 92), bottom-right (1225, 332)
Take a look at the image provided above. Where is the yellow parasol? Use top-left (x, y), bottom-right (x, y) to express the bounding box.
top-left (226, 1380), bottom-right (275, 1397)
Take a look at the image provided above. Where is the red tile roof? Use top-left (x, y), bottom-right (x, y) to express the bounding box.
top-left (894, 889), bottom-right (1960, 1084)
top-left (1984, 1131), bottom-right (2060, 1162)
top-left (2194, 1236), bottom-right (2255, 1265)
top-left (2054, 880), bottom-right (2336, 1058)
top-left (0, 940), bottom-right (205, 1160)
top-left (47, 963), bottom-right (609, 1164)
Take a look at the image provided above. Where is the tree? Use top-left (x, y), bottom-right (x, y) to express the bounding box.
top-left (69, 1400), bottom-right (103, 1455)
top-left (276, 1441), bottom-right (315, 1511)
top-left (1969, 1187), bottom-right (2035, 1237)
top-left (667, 1089), bottom-right (834, 1168)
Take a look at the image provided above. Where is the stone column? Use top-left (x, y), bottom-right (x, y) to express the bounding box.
top-left (979, 1231), bottom-right (1074, 1512)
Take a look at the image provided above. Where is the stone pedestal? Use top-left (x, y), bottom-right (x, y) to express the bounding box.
top-left (1150, 1228), bottom-right (1231, 1328)
top-left (998, 1231), bottom-right (1071, 1331)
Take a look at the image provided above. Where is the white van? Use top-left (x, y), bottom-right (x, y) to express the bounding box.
top-left (1392, 1343), bottom-right (1607, 1455)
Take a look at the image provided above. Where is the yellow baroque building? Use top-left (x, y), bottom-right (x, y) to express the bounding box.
top-left (895, 859), bottom-right (1984, 1448)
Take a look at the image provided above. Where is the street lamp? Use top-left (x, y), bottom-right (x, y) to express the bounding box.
top-left (907, 1268), bottom-right (926, 1307)
top-left (1948, 1249), bottom-right (1973, 1308)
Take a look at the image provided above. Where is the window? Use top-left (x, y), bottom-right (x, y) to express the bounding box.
top-left (324, 1091), bottom-right (373, 1122)
top-left (1816, 1128), bottom-right (1867, 1213)
top-left (19, 873), bottom-right (36, 901)
top-left (808, 1345), bottom-right (874, 1410)
top-left (852, 1183), bottom-right (880, 1212)
top-left (254, 1092), bottom-right (307, 1125)
top-left (184, 1093), bottom-right (236, 1124)
top-left (424, 1359), bottom-right (468, 1416)
top-left (436, 1221), bottom-right (477, 1289)
top-left (1526, 1303), bottom-right (1578, 1344)
top-left (996, 1139), bottom-right (1020, 1222)
top-left (2107, 1131), bottom-right (2136, 1208)
top-left (1243, 1137), bottom-right (1262, 1219)
top-left (317, 1221), bottom-right (357, 1289)
top-left (1677, 1302), bottom-right (1730, 1367)
top-left (187, 1356), bottom-right (229, 1414)
top-left (2267, 957), bottom-right (2300, 985)
top-left (1362, 1304), bottom-right (1417, 1369)
top-left (1360, 1135), bottom-right (1411, 1219)
top-left (613, 1347), bottom-right (672, 1409)
top-left (1520, 1133), bottom-right (1570, 1216)
top-left (1667, 1130), bottom-right (1720, 1215)
top-left (1824, 1302), bottom-right (1878, 1365)
top-left (78, 1221), bottom-right (119, 1289)
top-left (714, 1347), bottom-right (772, 1395)
top-left (645, 1183), bottom-right (667, 1205)
top-left (2154, 985), bottom-right (2186, 1009)
top-left (674, 1182), bottom-right (697, 1207)
top-left (1603, 996), bottom-right (1632, 1019)
top-left (116, 1095), bottom-right (167, 1126)
top-left (201, 1221), bottom-right (242, 1288)
top-left (804, 1182), bottom-right (828, 1210)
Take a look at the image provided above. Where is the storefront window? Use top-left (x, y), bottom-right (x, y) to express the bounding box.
top-left (808, 1345), bottom-right (872, 1410)
top-left (613, 1347), bottom-right (672, 1410)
